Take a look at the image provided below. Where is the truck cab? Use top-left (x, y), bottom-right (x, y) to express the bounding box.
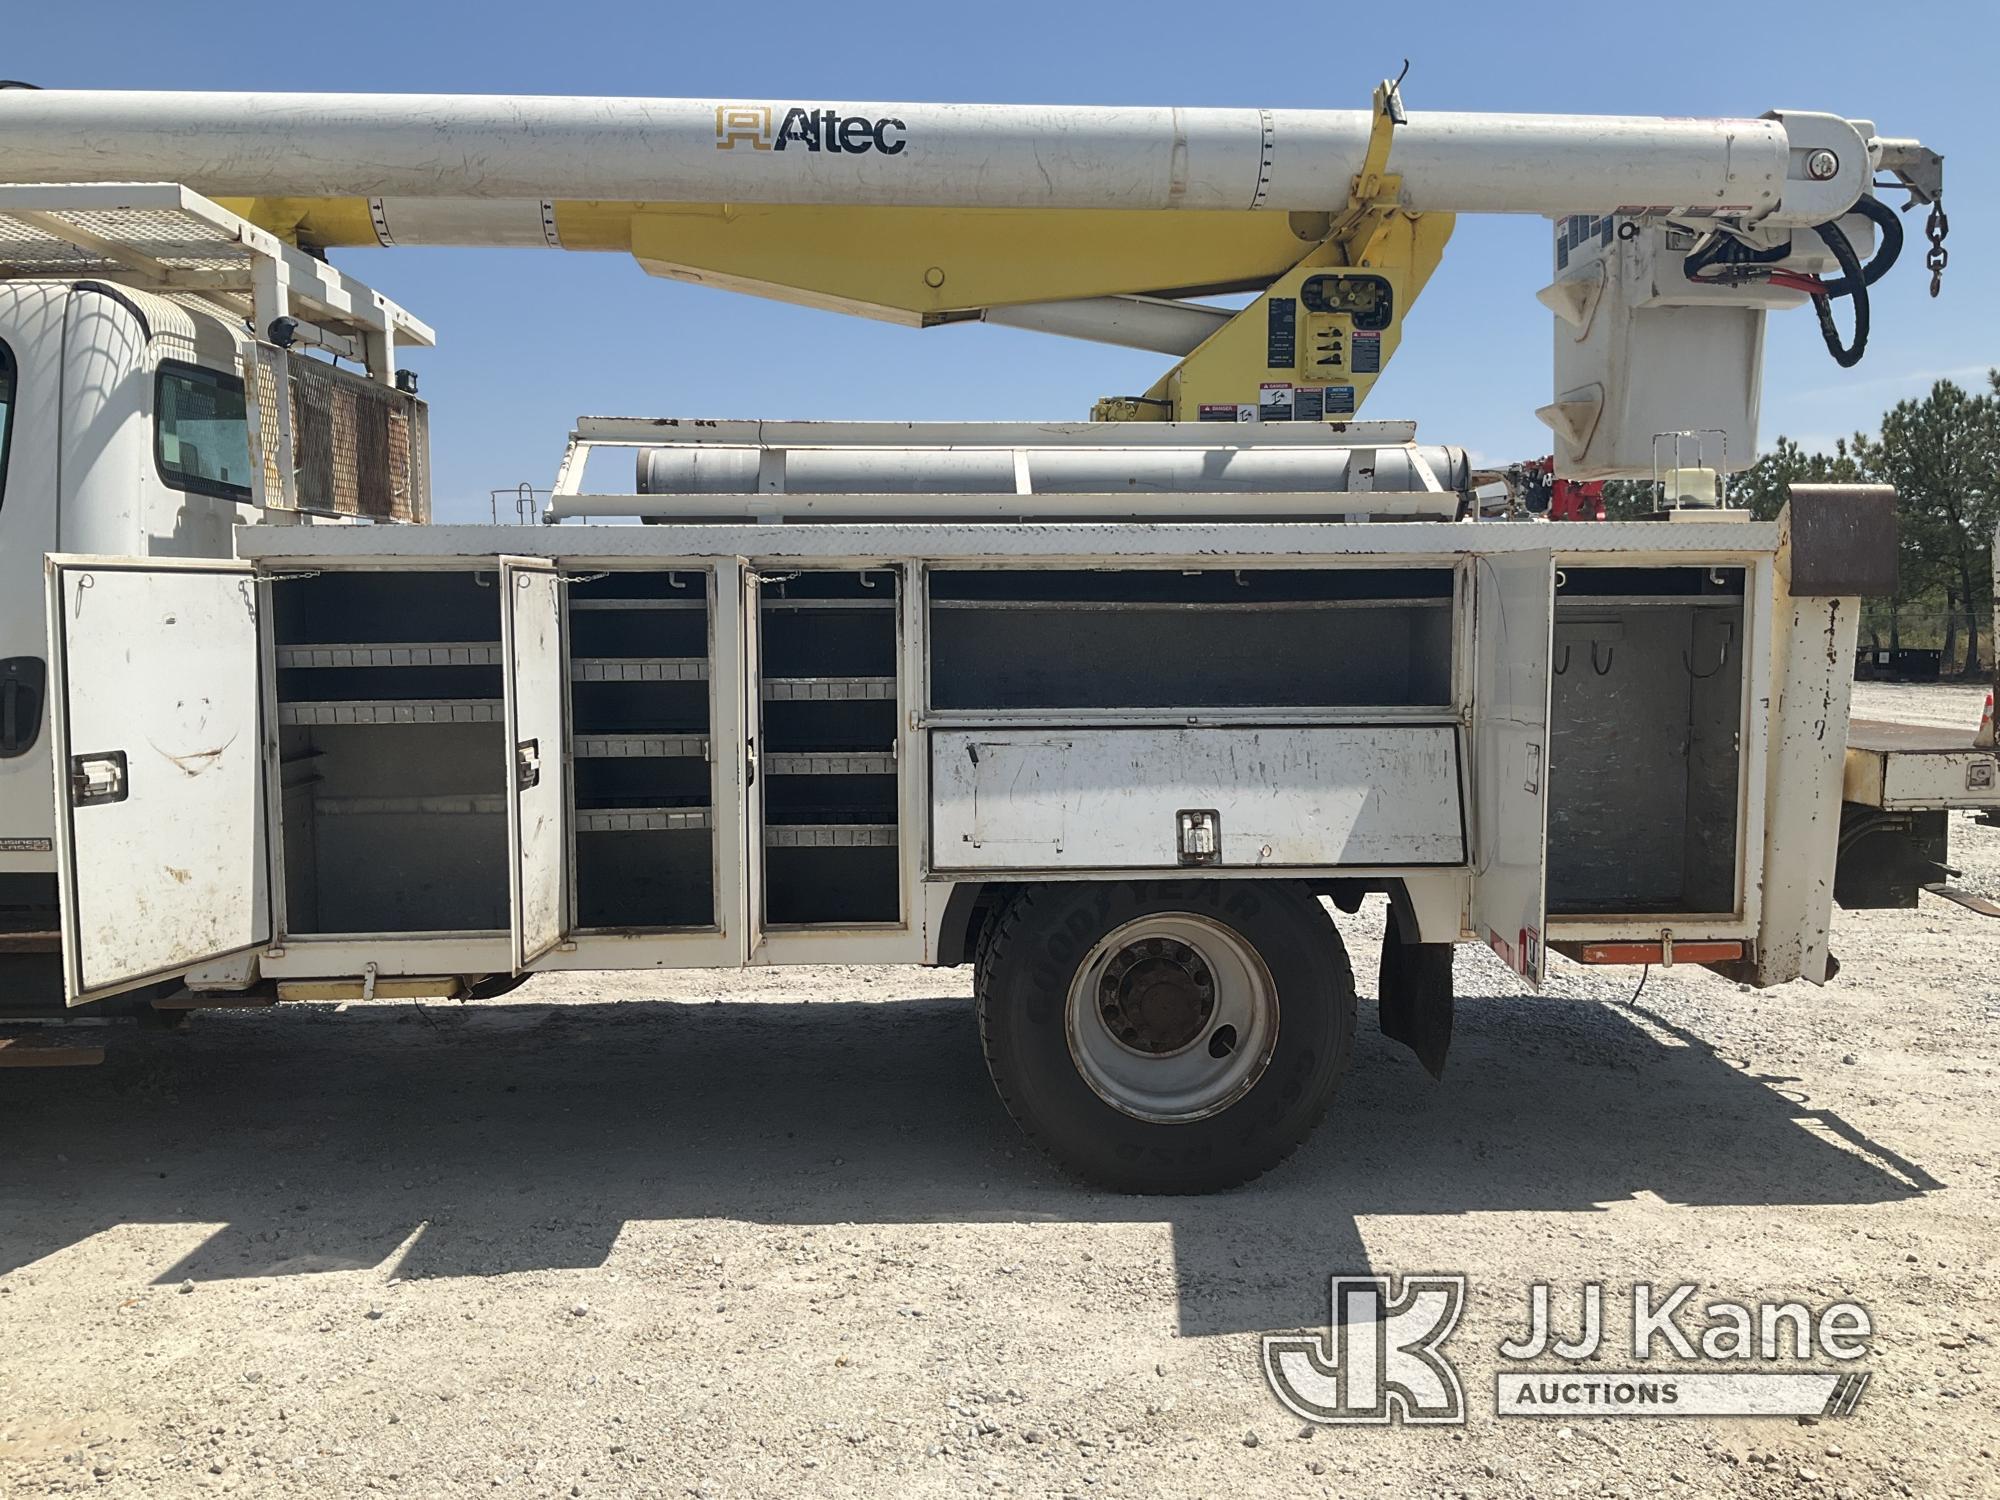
top-left (0, 185), bottom-right (432, 1003)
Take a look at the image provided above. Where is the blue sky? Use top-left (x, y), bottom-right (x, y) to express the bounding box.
top-left (9, 1), bottom-right (1994, 521)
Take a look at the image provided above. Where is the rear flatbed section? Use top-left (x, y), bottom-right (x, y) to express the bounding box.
top-left (1844, 718), bottom-right (2000, 811)
top-left (1837, 714), bottom-right (1999, 914)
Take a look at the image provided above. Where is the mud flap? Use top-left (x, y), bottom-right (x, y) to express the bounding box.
top-left (1834, 804), bottom-right (1947, 910)
top-left (1377, 911), bottom-right (1454, 1079)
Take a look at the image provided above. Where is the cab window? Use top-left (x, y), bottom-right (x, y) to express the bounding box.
top-left (155, 361), bottom-right (252, 501)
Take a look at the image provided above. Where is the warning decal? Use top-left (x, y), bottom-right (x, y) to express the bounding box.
top-left (1265, 297), bottom-right (1297, 368)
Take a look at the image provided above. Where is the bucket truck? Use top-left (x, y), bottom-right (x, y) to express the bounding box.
top-left (0, 80), bottom-right (1961, 1192)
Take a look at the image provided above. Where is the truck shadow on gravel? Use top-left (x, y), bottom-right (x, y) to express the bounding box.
top-left (0, 990), bottom-right (1939, 1337)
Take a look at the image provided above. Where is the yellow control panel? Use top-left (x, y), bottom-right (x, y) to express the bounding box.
top-left (1298, 273), bottom-right (1393, 381)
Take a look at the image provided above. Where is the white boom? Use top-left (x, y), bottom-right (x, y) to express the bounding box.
top-left (0, 91), bottom-right (1887, 227)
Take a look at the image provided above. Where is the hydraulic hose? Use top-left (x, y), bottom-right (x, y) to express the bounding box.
top-left (1818, 193), bottom-right (1903, 296)
top-left (1810, 216), bottom-right (1871, 368)
top-left (1683, 231), bottom-right (1790, 282)
top-left (1682, 194), bottom-right (1900, 367)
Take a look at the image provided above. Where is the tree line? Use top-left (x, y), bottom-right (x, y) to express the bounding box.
top-left (1606, 371), bottom-right (2000, 674)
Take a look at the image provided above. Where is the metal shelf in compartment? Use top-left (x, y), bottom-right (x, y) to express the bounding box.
top-left (573, 734), bottom-right (709, 760)
top-left (278, 699), bottom-right (502, 726)
top-left (760, 597), bottom-right (896, 612)
top-left (314, 794), bottom-right (506, 817)
top-left (765, 824), bottom-right (898, 848)
top-left (760, 676), bottom-right (894, 702)
top-left (572, 657), bottom-right (711, 683)
top-left (276, 642), bottom-right (503, 668)
top-left (926, 598), bottom-right (1449, 613)
top-left (567, 598), bottom-right (708, 612)
top-left (1554, 595), bottom-right (1744, 609)
top-left (576, 807), bottom-right (713, 834)
top-left (762, 752), bottom-right (895, 776)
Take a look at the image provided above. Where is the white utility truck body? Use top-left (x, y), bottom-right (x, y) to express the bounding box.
top-left (46, 422), bottom-right (1873, 1000)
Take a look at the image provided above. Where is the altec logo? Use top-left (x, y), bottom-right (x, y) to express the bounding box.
top-left (714, 105), bottom-right (908, 155)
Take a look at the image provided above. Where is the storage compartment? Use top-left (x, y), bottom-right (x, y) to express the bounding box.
top-left (931, 725), bottom-right (1465, 871)
top-left (1546, 567), bottom-right (1746, 915)
top-left (565, 569), bottom-right (717, 930)
top-left (573, 828), bottom-right (713, 928)
top-left (763, 843), bottom-right (899, 925)
top-left (756, 570), bottom-right (901, 926)
top-left (927, 567), bottom-right (1454, 711)
top-left (272, 570), bottom-right (510, 935)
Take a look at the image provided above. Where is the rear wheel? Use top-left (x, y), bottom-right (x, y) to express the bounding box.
top-left (977, 881), bottom-right (1354, 1193)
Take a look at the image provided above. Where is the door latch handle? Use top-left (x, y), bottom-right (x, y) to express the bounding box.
top-left (515, 738), bottom-right (541, 792)
top-left (1177, 808), bottom-right (1221, 866)
top-left (69, 751), bottom-right (129, 807)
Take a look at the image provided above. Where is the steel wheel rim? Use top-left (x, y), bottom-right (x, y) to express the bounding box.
top-left (1064, 912), bottom-right (1279, 1123)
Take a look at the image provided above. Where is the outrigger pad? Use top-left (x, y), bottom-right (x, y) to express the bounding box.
top-left (1377, 911), bottom-right (1454, 1080)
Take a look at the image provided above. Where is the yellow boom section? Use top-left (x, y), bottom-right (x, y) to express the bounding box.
top-left (219, 83), bottom-right (1447, 424)
top-left (226, 198), bottom-right (1336, 312)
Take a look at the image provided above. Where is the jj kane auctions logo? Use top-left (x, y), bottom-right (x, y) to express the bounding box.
top-left (715, 104), bottom-right (908, 155)
top-left (1264, 1276), bottom-right (1874, 1425)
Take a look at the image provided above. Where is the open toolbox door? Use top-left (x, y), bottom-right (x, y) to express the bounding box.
top-left (501, 558), bottom-right (568, 972)
top-left (1469, 552), bottom-right (1556, 988)
top-left (46, 559), bottom-right (268, 1005)
top-left (739, 566), bottom-right (767, 961)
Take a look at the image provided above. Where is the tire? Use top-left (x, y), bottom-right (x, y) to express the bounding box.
top-left (464, 971), bottom-right (533, 1000)
top-left (970, 886), bottom-right (1018, 994)
top-left (977, 880), bottom-right (1354, 1194)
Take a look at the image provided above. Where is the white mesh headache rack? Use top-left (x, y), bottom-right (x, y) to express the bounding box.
top-left (546, 417), bottom-right (1472, 524)
top-left (0, 181), bottom-right (436, 519)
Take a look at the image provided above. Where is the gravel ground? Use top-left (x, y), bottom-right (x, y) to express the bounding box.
top-left (2, 682), bottom-right (1995, 1498)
